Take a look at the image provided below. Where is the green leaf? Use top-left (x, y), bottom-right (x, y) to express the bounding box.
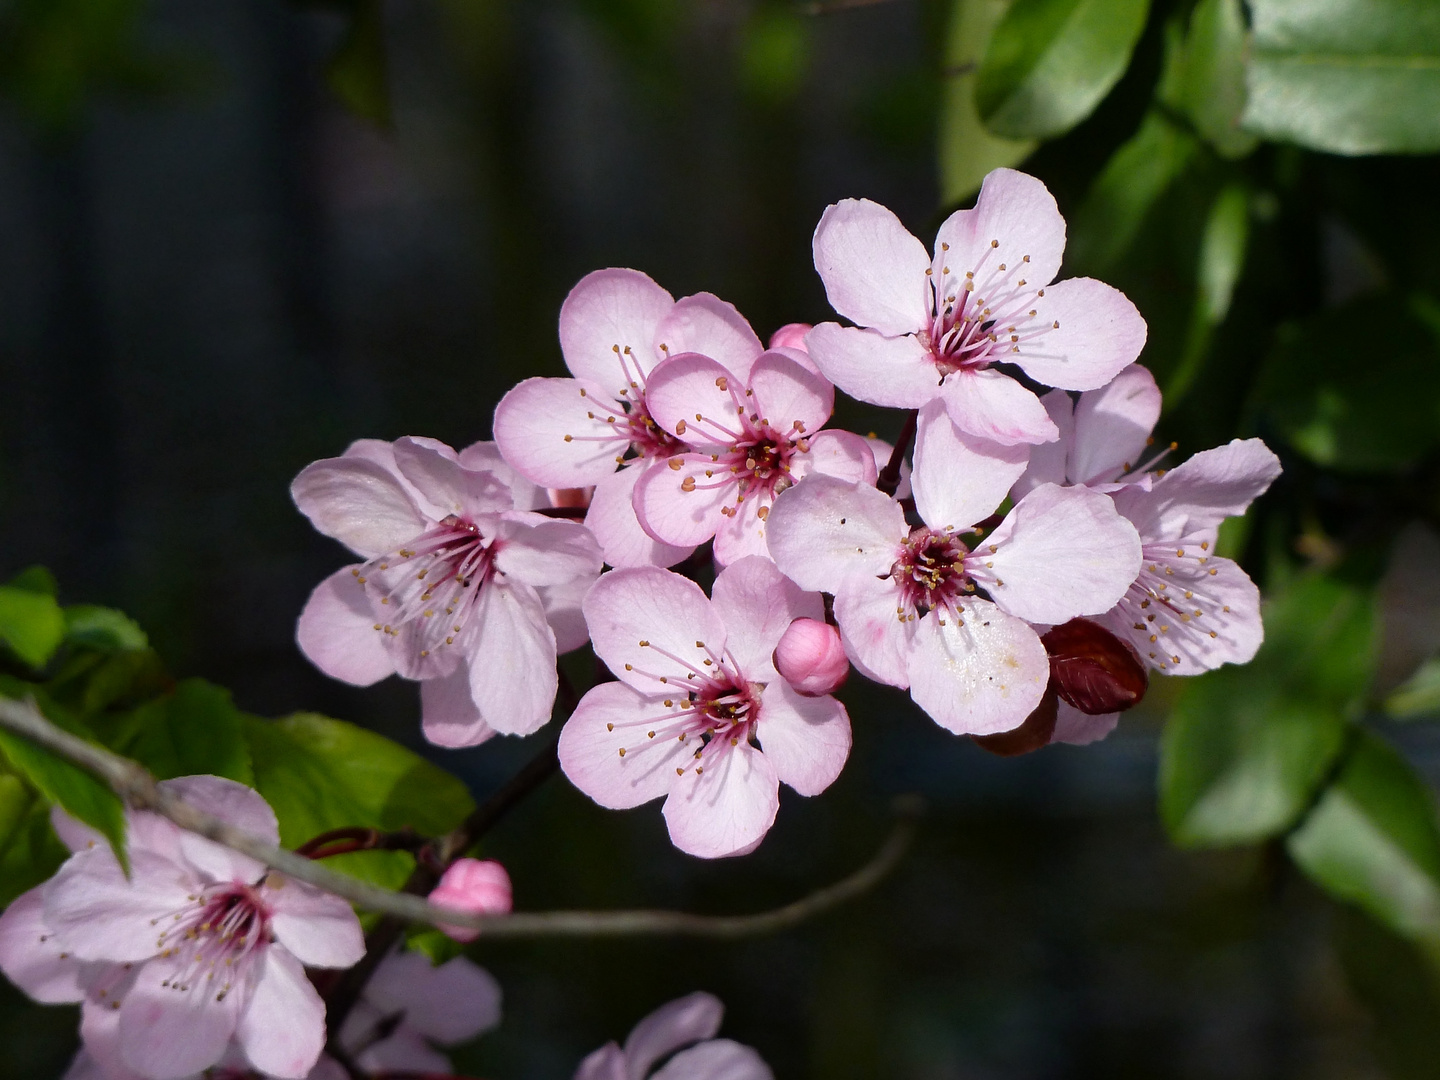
top-left (119, 679), bottom-right (253, 785)
top-left (1160, 573), bottom-right (1376, 847)
top-left (405, 925), bottom-right (467, 965)
top-left (0, 586), bottom-right (66, 670)
top-left (975, 0), bottom-right (1151, 140)
top-left (326, 0), bottom-right (390, 126)
top-left (1387, 658), bottom-right (1440, 719)
top-left (6, 566), bottom-right (57, 597)
top-left (243, 713), bottom-right (474, 888)
top-left (1289, 730), bottom-right (1440, 949)
top-left (63, 605), bottom-right (148, 652)
top-left (0, 773), bottom-right (68, 906)
top-left (1243, 0), bottom-right (1440, 155)
top-left (1333, 909), bottom-right (1440, 1080)
top-left (1251, 293), bottom-right (1440, 473)
top-left (938, 0), bottom-right (1037, 204)
top-left (1158, 0), bottom-right (1256, 158)
top-left (738, 7), bottom-right (808, 104)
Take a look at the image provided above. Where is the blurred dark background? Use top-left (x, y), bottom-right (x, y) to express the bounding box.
top-left (4, 1), bottom-right (1440, 1078)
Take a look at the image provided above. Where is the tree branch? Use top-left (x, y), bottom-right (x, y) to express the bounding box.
top-left (877, 408), bottom-right (917, 497)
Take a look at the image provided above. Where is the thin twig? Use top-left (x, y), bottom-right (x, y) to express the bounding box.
top-left (877, 408), bottom-right (918, 496)
top-left (798, 0), bottom-right (908, 14)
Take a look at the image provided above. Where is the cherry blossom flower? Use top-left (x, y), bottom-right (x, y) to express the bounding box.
top-left (429, 858), bottom-right (513, 943)
top-left (558, 557), bottom-right (852, 858)
top-left (0, 778), bottom-right (364, 1080)
top-left (632, 350), bottom-right (876, 565)
top-left (766, 402), bottom-right (1141, 735)
top-left (773, 618), bottom-right (849, 696)
top-left (575, 992), bottom-right (772, 1080)
top-left (292, 435), bottom-right (602, 747)
top-left (807, 168), bottom-right (1147, 446)
top-left (493, 268), bottom-right (774, 568)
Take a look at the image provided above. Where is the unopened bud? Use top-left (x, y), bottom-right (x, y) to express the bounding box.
top-left (774, 618), bottom-right (848, 696)
top-left (547, 486), bottom-right (594, 510)
top-left (973, 686), bottom-right (1057, 757)
top-left (1041, 618), bottom-right (1147, 715)
top-left (430, 858), bottom-right (513, 943)
top-left (768, 322), bottom-right (813, 352)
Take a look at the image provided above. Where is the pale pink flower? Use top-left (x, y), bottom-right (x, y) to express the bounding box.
top-left (292, 435), bottom-right (602, 747)
top-left (631, 351), bottom-right (876, 565)
top-left (773, 618), bottom-right (849, 696)
top-left (429, 858), bottom-right (513, 943)
top-left (558, 557), bottom-right (852, 859)
top-left (766, 402), bottom-right (1142, 735)
top-left (575, 992), bottom-right (772, 1080)
top-left (0, 778), bottom-right (364, 1080)
top-left (494, 268), bottom-right (778, 568)
top-left (807, 168), bottom-right (1147, 446)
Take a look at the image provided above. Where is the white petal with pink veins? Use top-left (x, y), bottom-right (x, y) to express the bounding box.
top-left (805, 324), bottom-right (939, 409)
top-left (804, 429), bottom-right (879, 486)
top-left (119, 952), bottom-right (243, 1079)
top-left (709, 557), bottom-right (822, 677)
top-left (812, 198), bottom-right (931, 335)
top-left (44, 847), bottom-right (196, 963)
top-left (492, 377), bottom-right (631, 488)
top-left (712, 496), bottom-right (776, 567)
top-left (1069, 364), bottom-right (1161, 486)
top-left (633, 454), bottom-right (737, 548)
top-left (766, 476), bottom-right (906, 592)
top-left (907, 602), bottom-right (1049, 736)
top-left (939, 367), bottom-right (1059, 447)
top-left (392, 438), bottom-right (510, 520)
top-left (662, 742), bottom-right (780, 859)
top-left (624, 992), bottom-right (724, 1079)
top-left (234, 948), bottom-right (327, 1079)
top-left (652, 1039), bottom-right (774, 1080)
top-left (754, 682), bottom-right (851, 797)
top-left (297, 566), bottom-right (396, 687)
top-left (1012, 389), bottom-right (1074, 499)
top-left (644, 353), bottom-right (750, 449)
top-left (746, 352), bottom-right (834, 437)
top-left (656, 293), bottom-right (765, 379)
top-left (933, 168), bottom-right (1067, 296)
top-left (558, 683), bottom-right (694, 809)
top-left (0, 886), bottom-right (87, 1003)
top-left (832, 574), bottom-right (913, 688)
top-left (1008, 278), bottom-right (1147, 392)
top-left (586, 466), bottom-right (696, 569)
top-left (492, 516), bottom-right (602, 587)
top-left (583, 567), bottom-right (727, 693)
top-left (457, 439), bottom-right (546, 510)
top-left (466, 582), bottom-right (557, 737)
top-left (912, 400), bottom-right (1030, 531)
top-left (972, 483), bottom-right (1141, 625)
top-left (1110, 439), bottom-right (1282, 542)
top-left (420, 667), bottom-right (496, 749)
top-left (342, 438), bottom-right (449, 520)
top-left (266, 881), bottom-right (364, 969)
top-left (559, 268), bottom-right (675, 396)
top-left (291, 457), bottom-right (427, 559)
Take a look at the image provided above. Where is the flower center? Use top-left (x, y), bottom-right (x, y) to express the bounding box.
top-left (923, 242), bottom-right (1054, 377)
top-left (153, 882), bottom-right (272, 1002)
top-left (892, 527), bottom-right (973, 615)
top-left (623, 397), bottom-right (686, 461)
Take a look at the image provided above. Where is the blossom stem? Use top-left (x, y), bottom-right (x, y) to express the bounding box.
top-left (877, 408), bottom-right (918, 496)
top-left (296, 827), bottom-right (428, 860)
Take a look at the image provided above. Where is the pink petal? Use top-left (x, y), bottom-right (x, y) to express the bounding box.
top-left (575, 1043), bottom-right (628, 1080)
top-left (711, 495), bottom-right (776, 567)
top-left (768, 342), bottom-right (823, 376)
top-left (906, 603), bottom-right (1050, 736)
top-left (50, 807), bottom-right (104, 853)
top-left (1110, 439), bottom-right (1282, 543)
top-left (492, 516), bottom-right (602, 587)
top-left (766, 475), bottom-right (906, 592)
top-left (586, 465), bottom-right (696, 569)
top-left (709, 556), bottom-right (823, 677)
top-left (1069, 364), bottom-right (1161, 486)
top-left (655, 294), bottom-right (764, 379)
top-left (863, 435), bottom-right (911, 499)
top-left (1012, 389), bottom-right (1074, 499)
top-left (971, 484), bottom-right (1141, 625)
top-left (804, 324), bottom-right (939, 409)
top-left (457, 439), bottom-right (547, 511)
top-left (933, 168), bottom-right (1067, 297)
top-left (234, 948), bottom-right (326, 1079)
top-left (832, 574), bottom-right (914, 688)
top-left (1008, 278), bottom-right (1147, 392)
top-left (939, 367), bottom-right (1059, 447)
top-left (754, 683), bottom-right (851, 796)
top-left (78, 968), bottom-right (146, 1080)
top-left (44, 847), bottom-right (196, 963)
top-left (769, 322), bottom-right (812, 351)
top-left (559, 268), bottom-right (675, 396)
top-left (804, 430), bottom-right (879, 486)
top-left (266, 883), bottom-right (363, 969)
top-left (119, 954), bottom-right (241, 1079)
top-left (623, 991), bottom-right (724, 1078)
top-left (1050, 703), bottom-right (1119, 746)
top-left (342, 438), bottom-right (450, 520)
top-left (0, 885), bottom-right (87, 1003)
top-left (420, 667), bottom-right (497, 749)
top-left (492, 377), bottom-right (631, 488)
top-left (632, 454), bottom-right (736, 548)
top-left (812, 198), bottom-right (930, 335)
top-left (911, 400), bottom-right (1030, 530)
top-left (365, 950), bottom-right (502, 1044)
top-left (747, 352), bottom-right (834, 438)
top-left (355, 1030), bottom-right (453, 1076)
top-left (393, 438), bottom-right (509, 520)
top-left (582, 568), bottom-right (726, 693)
top-left (644, 353), bottom-right (749, 449)
top-left (296, 566), bottom-right (396, 687)
top-left (538, 572), bottom-right (595, 654)
top-left (651, 1039), bottom-right (774, 1080)
top-left (661, 743), bottom-right (779, 859)
top-left (430, 860), bottom-right (513, 943)
top-left (466, 582), bottom-right (558, 736)
top-left (160, 776), bottom-right (280, 884)
top-left (558, 683), bottom-right (694, 809)
top-left (291, 457), bottom-right (427, 559)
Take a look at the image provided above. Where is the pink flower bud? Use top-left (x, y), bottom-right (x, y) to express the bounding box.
top-left (430, 858), bottom-right (513, 943)
top-left (768, 322), bottom-right (813, 352)
top-left (774, 617), bottom-right (848, 696)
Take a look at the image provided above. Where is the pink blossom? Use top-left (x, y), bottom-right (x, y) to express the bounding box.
top-left (773, 618), bottom-right (849, 696)
top-left (768, 322), bottom-right (812, 351)
top-left (429, 858), bottom-right (513, 943)
top-left (292, 435), bottom-right (602, 747)
top-left (575, 992), bottom-right (772, 1080)
top-left (558, 557), bottom-right (852, 858)
top-left (766, 402), bottom-right (1142, 735)
top-left (493, 268), bottom-right (776, 568)
top-left (631, 351), bottom-right (876, 565)
top-left (807, 168), bottom-right (1147, 446)
top-left (0, 778), bottom-right (364, 1080)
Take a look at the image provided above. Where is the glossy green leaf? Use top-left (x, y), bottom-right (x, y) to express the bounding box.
top-left (1243, 0), bottom-right (1440, 155)
top-left (119, 679), bottom-right (253, 785)
top-left (326, 0), bottom-right (390, 126)
top-left (1158, 0), bottom-right (1256, 158)
top-left (0, 773), bottom-right (68, 906)
top-left (63, 605), bottom-right (148, 652)
top-left (1289, 731), bottom-right (1440, 948)
top-left (1387, 658), bottom-right (1440, 719)
top-left (975, 0), bottom-right (1150, 140)
top-left (1165, 183), bottom-right (1250, 407)
top-left (938, 0), bottom-right (1037, 204)
top-left (243, 713), bottom-right (474, 888)
top-left (0, 586), bottom-right (66, 670)
top-left (1160, 573), bottom-right (1376, 847)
